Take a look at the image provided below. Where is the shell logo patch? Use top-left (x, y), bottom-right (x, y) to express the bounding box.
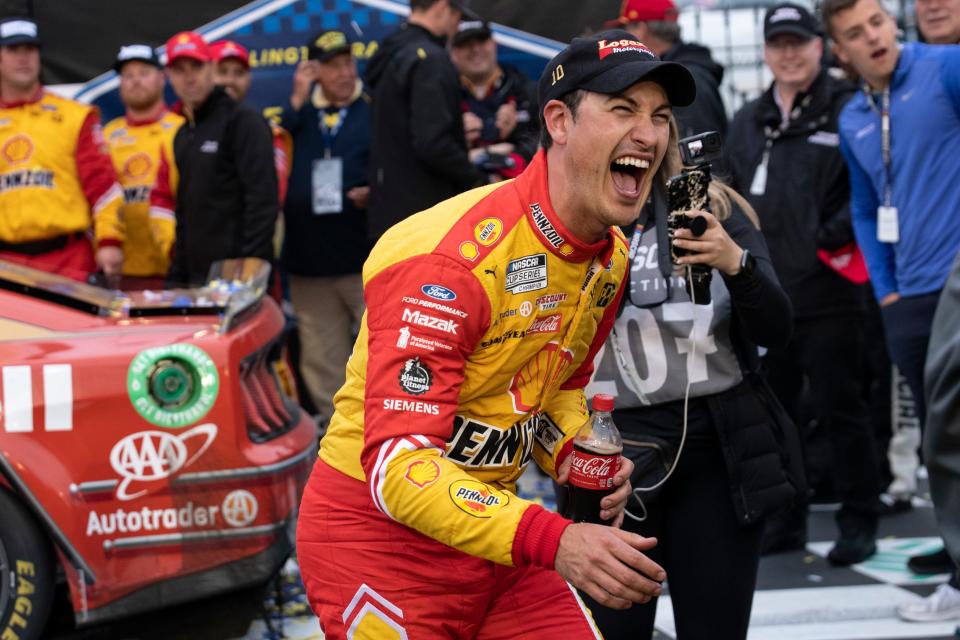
top-left (2, 134), bottom-right (33, 164)
top-left (123, 152), bottom-right (153, 179)
top-left (508, 341), bottom-right (574, 414)
top-left (459, 241), bottom-right (479, 262)
top-left (404, 459), bottom-right (441, 489)
top-left (449, 479), bottom-right (509, 518)
top-left (474, 217), bottom-right (504, 247)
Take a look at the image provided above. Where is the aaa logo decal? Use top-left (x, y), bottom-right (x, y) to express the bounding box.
top-left (109, 423), bottom-right (217, 500)
top-left (404, 459), bottom-right (441, 489)
top-left (123, 152), bottom-right (152, 179)
top-left (2, 134), bottom-right (33, 164)
top-left (449, 479), bottom-right (509, 518)
top-left (474, 217), bottom-right (504, 247)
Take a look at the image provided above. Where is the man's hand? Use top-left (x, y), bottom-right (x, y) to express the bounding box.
top-left (346, 186), bottom-right (370, 210)
top-left (495, 102), bottom-right (518, 140)
top-left (290, 60), bottom-right (318, 112)
top-left (555, 524), bottom-right (664, 609)
top-left (880, 292), bottom-right (901, 307)
top-left (463, 112), bottom-right (483, 146)
top-left (96, 246), bottom-right (123, 278)
top-left (557, 455), bottom-right (634, 527)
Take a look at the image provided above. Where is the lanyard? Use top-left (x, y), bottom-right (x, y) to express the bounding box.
top-left (319, 107), bottom-right (349, 159)
top-left (865, 85), bottom-right (893, 206)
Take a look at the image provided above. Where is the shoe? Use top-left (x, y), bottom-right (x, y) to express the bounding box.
top-left (827, 531), bottom-right (877, 566)
top-left (909, 547), bottom-right (955, 575)
top-left (897, 583), bottom-right (960, 622)
top-left (879, 494), bottom-right (913, 516)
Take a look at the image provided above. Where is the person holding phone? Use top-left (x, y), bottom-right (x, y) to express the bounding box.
top-left (586, 126), bottom-right (797, 640)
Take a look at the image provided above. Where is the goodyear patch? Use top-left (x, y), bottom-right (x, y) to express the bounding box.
top-left (449, 479), bottom-right (510, 518)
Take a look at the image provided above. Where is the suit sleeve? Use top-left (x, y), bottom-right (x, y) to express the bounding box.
top-left (76, 109), bottom-right (124, 247)
top-left (361, 253), bottom-right (570, 568)
top-left (840, 133), bottom-right (896, 300)
top-left (149, 145), bottom-right (177, 264)
top-left (231, 110), bottom-right (279, 260)
top-left (408, 53), bottom-right (486, 191)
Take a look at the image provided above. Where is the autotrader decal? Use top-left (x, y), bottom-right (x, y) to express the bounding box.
top-left (127, 344), bottom-right (219, 428)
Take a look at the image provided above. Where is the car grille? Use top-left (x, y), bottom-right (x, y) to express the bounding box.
top-left (240, 338), bottom-right (301, 442)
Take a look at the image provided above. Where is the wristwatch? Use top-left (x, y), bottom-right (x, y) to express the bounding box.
top-left (737, 249), bottom-right (756, 277)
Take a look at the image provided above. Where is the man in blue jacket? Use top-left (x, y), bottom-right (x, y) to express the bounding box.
top-left (825, 0), bottom-right (960, 619)
top-left (280, 30), bottom-right (372, 429)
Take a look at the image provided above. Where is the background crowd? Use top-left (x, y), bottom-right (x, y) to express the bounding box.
top-left (1, 0), bottom-right (960, 631)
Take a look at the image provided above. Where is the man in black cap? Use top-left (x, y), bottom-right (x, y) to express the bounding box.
top-left (364, 0), bottom-right (487, 238)
top-left (295, 28), bottom-right (696, 637)
top-left (103, 45), bottom-right (184, 286)
top-left (725, 2), bottom-right (880, 565)
top-left (280, 29), bottom-right (372, 430)
top-left (450, 20), bottom-right (538, 181)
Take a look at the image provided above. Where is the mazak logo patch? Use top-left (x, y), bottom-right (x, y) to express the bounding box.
top-left (505, 253), bottom-right (548, 294)
top-left (402, 308), bottom-right (458, 335)
top-left (398, 357), bottom-right (432, 395)
top-left (597, 39), bottom-right (655, 60)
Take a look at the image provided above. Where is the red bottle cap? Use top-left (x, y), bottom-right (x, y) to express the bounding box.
top-left (591, 394), bottom-right (615, 412)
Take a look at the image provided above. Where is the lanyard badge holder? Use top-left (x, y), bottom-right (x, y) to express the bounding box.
top-left (312, 107), bottom-right (349, 215)
top-left (866, 86), bottom-right (898, 243)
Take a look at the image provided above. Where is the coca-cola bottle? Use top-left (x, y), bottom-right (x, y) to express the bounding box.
top-left (565, 394), bottom-right (623, 525)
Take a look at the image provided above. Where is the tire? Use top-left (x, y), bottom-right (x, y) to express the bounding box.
top-left (0, 489), bottom-right (55, 640)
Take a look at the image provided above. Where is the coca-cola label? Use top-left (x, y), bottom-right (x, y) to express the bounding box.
top-left (569, 450), bottom-right (621, 490)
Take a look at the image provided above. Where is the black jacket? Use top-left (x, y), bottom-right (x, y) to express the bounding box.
top-left (725, 70), bottom-right (863, 318)
top-left (662, 42), bottom-right (728, 140)
top-left (460, 63), bottom-right (540, 167)
top-left (280, 85), bottom-right (373, 277)
top-left (365, 23), bottom-right (486, 238)
top-left (169, 87), bottom-right (278, 285)
top-left (619, 202), bottom-right (801, 525)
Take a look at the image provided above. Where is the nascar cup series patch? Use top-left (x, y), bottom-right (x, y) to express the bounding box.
top-left (449, 479), bottom-right (510, 518)
top-left (127, 344), bottom-right (219, 428)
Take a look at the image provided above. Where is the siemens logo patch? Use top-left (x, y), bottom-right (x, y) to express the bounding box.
top-left (505, 253), bottom-right (547, 294)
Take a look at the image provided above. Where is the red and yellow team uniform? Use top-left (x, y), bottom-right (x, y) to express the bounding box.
top-left (0, 89), bottom-right (123, 280)
top-left (297, 151), bottom-right (629, 639)
top-left (104, 110), bottom-right (183, 278)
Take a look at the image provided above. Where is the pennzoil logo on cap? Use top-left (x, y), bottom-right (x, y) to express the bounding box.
top-left (597, 39), bottom-right (655, 60)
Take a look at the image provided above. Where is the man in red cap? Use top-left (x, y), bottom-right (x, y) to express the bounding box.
top-left (149, 31), bottom-right (278, 286)
top-left (210, 39), bottom-right (291, 205)
top-left (608, 0), bottom-right (728, 138)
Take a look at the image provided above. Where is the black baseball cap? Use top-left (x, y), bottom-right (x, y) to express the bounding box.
top-left (538, 30), bottom-right (696, 114)
top-left (114, 44), bottom-right (162, 72)
top-left (764, 3), bottom-right (821, 41)
top-left (0, 18), bottom-right (39, 47)
top-left (452, 19), bottom-right (492, 47)
top-left (308, 30), bottom-right (352, 62)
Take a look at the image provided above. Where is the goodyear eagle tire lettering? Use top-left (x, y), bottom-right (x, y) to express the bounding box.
top-left (0, 490), bottom-right (54, 640)
top-left (127, 344), bottom-right (220, 429)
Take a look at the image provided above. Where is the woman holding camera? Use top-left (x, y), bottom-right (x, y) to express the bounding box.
top-left (583, 121), bottom-right (798, 639)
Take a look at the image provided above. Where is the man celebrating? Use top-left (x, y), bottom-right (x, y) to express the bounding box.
top-left (297, 30), bottom-right (696, 637)
top-left (608, 0), bottom-right (727, 138)
top-left (450, 19), bottom-right (539, 180)
top-left (364, 0), bottom-right (486, 238)
top-left (0, 17), bottom-right (124, 282)
top-left (726, 3), bottom-right (879, 565)
top-left (104, 44), bottom-right (183, 287)
top-left (149, 31), bottom-right (277, 286)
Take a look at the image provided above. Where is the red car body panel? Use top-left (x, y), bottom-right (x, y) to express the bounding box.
top-left (0, 263), bottom-right (316, 626)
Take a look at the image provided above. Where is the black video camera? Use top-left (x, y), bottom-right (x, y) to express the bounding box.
top-left (666, 131), bottom-right (722, 305)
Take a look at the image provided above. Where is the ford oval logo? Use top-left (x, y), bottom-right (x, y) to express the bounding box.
top-left (421, 284), bottom-right (457, 301)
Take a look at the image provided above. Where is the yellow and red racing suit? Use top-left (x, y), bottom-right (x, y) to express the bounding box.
top-left (0, 89), bottom-right (123, 250)
top-left (104, 110), bottom-right (183, 277)
top-left (311, 149), bottom-right (629, 566)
